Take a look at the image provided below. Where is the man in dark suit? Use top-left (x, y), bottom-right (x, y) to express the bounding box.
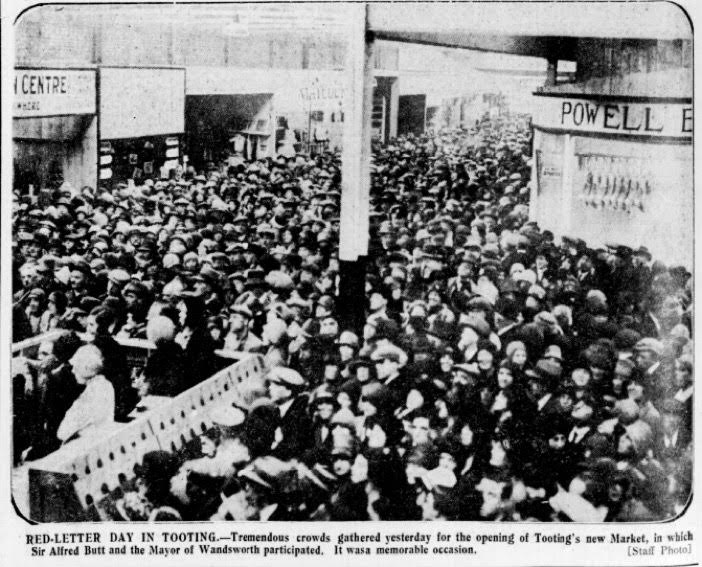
top-left (631, 246), bottom-right (654, 304)
top-left (633, 338), bottom-right (668, 408)
top-left (655, 399), bottom-right (691, 462)
top-left (526, 360), bottom-right (562, 432)
top-left (370, 343), bottom-right (412, 414)
top-left (267, 367), bottom-right (314, 463)
top-left (567, 395), bottom-right (597, 460)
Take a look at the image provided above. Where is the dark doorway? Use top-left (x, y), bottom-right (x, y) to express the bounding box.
top-left (398, 94), bottom-right (427, 137)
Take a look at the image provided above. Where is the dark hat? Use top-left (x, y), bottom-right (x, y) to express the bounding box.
top-left (79, 296), bottom-right (101, 313)
top-left (582, 343), bottom-right (616, 371)
top-left (421, 243), bottom-right (445, 260)
top-left (317, 294), bottom-right (336, 313)
top-left (348, 356), bottom-right (374, 372)
top-left (466, 296), bottom-right (493, 314)
top-left (372, 318), bottom-right (399, 342)
top-left (244, 269), bottom-right (266, 289)
top-left (459, 313), bottom-right (490, 338)
top-left (614, 328), bottom-right (642, 350)
top-left (122, 280), bottom-right (149, 299)
top-left (635, 246), bottom-right (652, 260)
top-left (543, 414), bottom-right (571, 439)
top-left (311, 389), bottom-right (338, 409)
top-left (37, 256), bottom-right (58, 273)
top-left (452, 363), bottom-right (481, 378)
top-left (614, 245), bottom-right (633, 258)
top-left (535, 358), bottom-right (562, 382)
top-left (300, 318), bottom-right (321, 339)
top-left (360, 382), bottom-right (392, 413)
top-left (69, 257), bottom-right (93, 276)
top-left (193, 265), bottom-right (222, 286)
top-left (134, 451), bottom-right (180, 483)
top-left (338, 378), bottom-right (362, 407)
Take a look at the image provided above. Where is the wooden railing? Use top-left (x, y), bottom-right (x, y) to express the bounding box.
top-left (22, 354), bottom-right (266, 523)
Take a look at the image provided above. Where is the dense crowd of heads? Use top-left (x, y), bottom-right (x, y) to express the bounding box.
top-left (12, 113), bottom-right (693, 521)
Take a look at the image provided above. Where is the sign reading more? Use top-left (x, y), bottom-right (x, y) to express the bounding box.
top-left (534, 95), bottom-right (692, 139)
top-left (14, 69), bottom-right (96, 118)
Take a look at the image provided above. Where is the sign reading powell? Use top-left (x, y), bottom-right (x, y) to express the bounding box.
top-left (533, 94), bottom-right (692, 140)
top-left (13, 69), bottom-right (96, 118)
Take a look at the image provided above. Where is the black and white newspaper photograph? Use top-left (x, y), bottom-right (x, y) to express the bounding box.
top-left (0, 1), bottom-right (699, 566)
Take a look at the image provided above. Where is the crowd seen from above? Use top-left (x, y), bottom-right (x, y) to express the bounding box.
top-left (12, 113), bottom-right (693, 522)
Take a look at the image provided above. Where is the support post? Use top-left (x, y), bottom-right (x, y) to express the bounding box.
top-left (545, 57), bottom-right (558, 87)
top-left (338, 3), bottom-right (374, 334)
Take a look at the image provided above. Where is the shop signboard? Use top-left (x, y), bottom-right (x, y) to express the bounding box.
top-left (13, 69), bottom-right (96, 118)
top-left (533, 94), bottom-right (692, 140)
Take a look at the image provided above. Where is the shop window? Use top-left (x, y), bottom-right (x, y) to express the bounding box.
top-left (576, 154), bottom-right (653, 214)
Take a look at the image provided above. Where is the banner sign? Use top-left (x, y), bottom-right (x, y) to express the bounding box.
top-left (14, 69), bottom-right (96, 118)
top-left (99, 67), bottom-right (185, 140)
top-left (533, 95), bottom-right (692, 139)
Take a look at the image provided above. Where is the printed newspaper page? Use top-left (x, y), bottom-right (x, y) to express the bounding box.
top-left (0, 1), bottom-right (699, 566)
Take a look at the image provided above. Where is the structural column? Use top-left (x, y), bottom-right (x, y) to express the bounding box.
top-left (338, 3), bottom-right (374, 334)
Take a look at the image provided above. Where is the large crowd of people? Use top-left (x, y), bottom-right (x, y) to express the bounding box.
top-left (12, 113), bottom-right (693, 522)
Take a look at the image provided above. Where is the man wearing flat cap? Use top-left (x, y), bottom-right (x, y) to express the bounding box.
top-left (223, 304), bottom-right (263, 353)
top-left (66, 258), bottom-right (93, 308)
top-left (526, 360), bottom-right (562, 429)
top-left (191, 265), bottom-right (224, 314)
top-left (186, 405), bottom-right (250, 479)
top-left (267, 367), bottom-right (314, 463)
top-left (26, 255), bottom-right (58, 295)
top-left (102, 267), bottom-right (131, 307)
top-left (371, 344), bottom-right (411, 414)
top-left (118, 281), bottom-right (151, 339)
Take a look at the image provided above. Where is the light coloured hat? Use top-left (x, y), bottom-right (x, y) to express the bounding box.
top-left (370, 344), bottom-right (408, 367)
top-left (268, 366), bottom-right (306, 389)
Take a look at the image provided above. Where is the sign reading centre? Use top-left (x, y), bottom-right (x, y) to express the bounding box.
top-left (14, 69), bottom-right (96, 118)
top-left (533, 94), bottom-right (692, 140)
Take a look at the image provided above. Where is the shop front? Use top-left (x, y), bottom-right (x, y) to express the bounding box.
top-left (98, 67), bottom-right (185, 185)
top-left (278, 72), bottom-right (396, 150)
top-left (532, 93), bottom-right (693, 267)
top-left (13, 68), bottom-right (97, 194)
top-left (185, 93), bottom-right (274, 170)
top-left (186, 67), bottom-right (397, 161)
top-left (289, 76), bottom-right (346, 154)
